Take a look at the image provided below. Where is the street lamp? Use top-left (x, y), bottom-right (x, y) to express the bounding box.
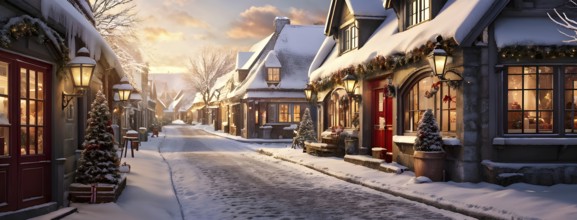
top-left (342, 73), bottom-right (357, 95)
top-left (62, 47), bottom-right (96, 109)
top-left (304, 84), bottom-right (313, 102)
top-left (113, 76), bottom-right (134, 102)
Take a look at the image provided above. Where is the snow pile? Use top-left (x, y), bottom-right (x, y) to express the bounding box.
top-left (171, 119), bottom-right (186, 124)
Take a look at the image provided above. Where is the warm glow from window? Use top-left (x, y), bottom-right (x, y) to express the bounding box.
top-left (279, 104), bottom-right (289, 122)
top-left (408, 0), bottom-right (430, 27)
top-left (404, 76), bottom-right (456, 133)
top-left (340, 25), bottom-right (358, 53)
top-left (293, 105), bottom-right (301, 122)
top-left (267, 68), bottom-right (280, 83)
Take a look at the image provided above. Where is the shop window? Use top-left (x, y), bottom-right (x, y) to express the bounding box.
top-left (293, 105), bottom-right (301, 122)
top-left (403, 76), bottom-right (456, 133)
top-left (279, 104), bottom-right (289, 122)
top-left (340, 25), bottom-right (358, 54)
top-left (565, 67), bottom-right (577, 133)
top-left (506, 66), bottom-right (554, 134)
top-left (328, 89), bottom-right (353, 128)
top-left (407, 0), bottom-right (431, 27)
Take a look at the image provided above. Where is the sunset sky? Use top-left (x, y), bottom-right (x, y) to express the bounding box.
top-left (132, 0), bottom-right (331, 74)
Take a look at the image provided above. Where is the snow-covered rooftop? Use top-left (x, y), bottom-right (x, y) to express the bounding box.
top-left (495, 17), bottom-right (572, 47)
top-left (41, 0), bottom-right (123, 76)
top-left (229, 25), bottom-right (324, 98)
top-left (263, 51), bottom-right (281, 68)
top-left (239, 34), bottom-right (273, 70)
top-left (236, 52), bottom-right (253, 69)
top-left (345, 0), bottom-right (387, 17)
top-left (310, 0), bottom-right (498, 81)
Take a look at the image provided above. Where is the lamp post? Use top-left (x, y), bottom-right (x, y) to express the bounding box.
top-left (62, 47), bottom-right (96, 109)
top-left (113, 76), bottom-right (134, 140)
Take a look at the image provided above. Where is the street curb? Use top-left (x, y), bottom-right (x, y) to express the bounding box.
top-left (255, 149), bottom-right (513, 220)
top-left (196, 126), bottom-right (292, 144)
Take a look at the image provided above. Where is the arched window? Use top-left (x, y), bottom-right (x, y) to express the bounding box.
top-left (403, 75), bottom-right (456, 134)
top-left (327, 88), bottom-right (357, 128)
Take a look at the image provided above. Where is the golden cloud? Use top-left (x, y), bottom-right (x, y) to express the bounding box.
top-left (141, 27), bottom-right (185, 42)
top-left (169, 11), bottom-right (209, 28)
top-left (227, 5), bottom-right (326, 40)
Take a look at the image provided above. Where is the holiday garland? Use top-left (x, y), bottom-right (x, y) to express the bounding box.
top-left (499, 45), bottom-right (577, 60)
top-left (309, 37), bottom-right (458, 94)
top-left (0, 15), bottom-right (70, 68)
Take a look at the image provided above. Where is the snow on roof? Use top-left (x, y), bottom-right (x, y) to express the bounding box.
top-left (495, 17), bottom-right (572, 48)
top-left (129, 92), bottom-right (142, 101)
top-left (345, 0), bottom-right (387, 17)
top-left (166, 93), bottom-right (184, 112)
top-left (236, 52), bottom-right (253, 69)
top-left (192, 92), bottom-right (203, 104)
top-left (157, 99), bottom-right (166, 108)
top-left (240, 34), bottom-right (273, 70)
top-left (264, 51), bottom-right (282, 68)
top-left (228, 25), bottom-right (325, 98)
top-left (310, 0), bottom-right (497, 81)
top-left (41, 0), bottom-right (123, 76)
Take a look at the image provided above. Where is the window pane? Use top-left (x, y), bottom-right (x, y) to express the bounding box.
top-left (538, 111), bottom-right (553, 133)
top-left (0, 127), bottom-right (8, 156)
top-left (508, 75), bottom-right (522, 88)
top-left (29, 70), bottom-right (36, 99)
top-left (538, 90), bottom-right (553, 110)
top-left (279, 104), bottom-right (289, 122)
top-left (509, 66), bottom-right (523, 74)
top-left (37, 72), bottom-right (44, 99)
top-left (539, 73), bottom-right (553, 89)
top-left (293, 105), bottom-right (301, 122)
top-left (29, 100), bottom-right (37, 125)
top-left (565, 111), bottom-right (576, 133)
top-left (20, 99), bottom-right (27, 125)
top-left (524, 90), bottom-right (537, 110)
top-left (20, 127), bottom-right (27, 155)
top-left (37, 101), bottom-right (44, 125)
top-left (20, 68), bottom-right (27, 98)
top-left (29, 127), bottom-right (36, 155)
top-left (524, 73), bottom-right (537, 90)
top-left (37, 128), bottom-right (43, 154)
top-left (0, 61), bottom-right (8, 95)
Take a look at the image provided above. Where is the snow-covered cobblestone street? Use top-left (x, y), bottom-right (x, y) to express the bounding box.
top-left (160, 126), bottom-right (470, 219)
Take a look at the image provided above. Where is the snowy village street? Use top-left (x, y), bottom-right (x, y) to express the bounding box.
top-left (158, 125), bottom-right (468, 220)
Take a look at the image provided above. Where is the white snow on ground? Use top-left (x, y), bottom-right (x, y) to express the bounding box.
top-left (171, 119), bottom-right (186, 124)
top-left (36, 124), bottom-right (577, 220)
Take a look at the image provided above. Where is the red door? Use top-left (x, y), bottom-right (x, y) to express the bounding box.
top-left (371, 80), bottom-right (393, 154)
top-left (0, 52), bottom-right (51, 211)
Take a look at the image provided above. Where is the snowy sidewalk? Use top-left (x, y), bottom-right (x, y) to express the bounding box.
top-left (33, 133), bottom-right (182, 220)
top-left (195, 124), bottom-right (577, 220)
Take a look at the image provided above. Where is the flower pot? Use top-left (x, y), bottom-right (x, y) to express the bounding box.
top-left (344, 138), bottom-right (358, 155)
top-left (413, 151), bottom-right (446, 182)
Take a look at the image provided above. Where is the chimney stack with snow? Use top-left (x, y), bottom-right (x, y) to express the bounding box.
top-left (274, 17), bottom-right (290, 34)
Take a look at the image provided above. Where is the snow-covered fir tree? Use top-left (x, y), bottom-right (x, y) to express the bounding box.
top-left (413, 109), bottom-right (443, 152)
top-left (75, 91), bottom-right (121, 184)
top-left (293, 108), bottom-right (316, 149)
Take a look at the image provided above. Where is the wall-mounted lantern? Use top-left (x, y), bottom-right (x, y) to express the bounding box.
top-left (427, 35), bottom-right (463, 88)
top-left (304, 84), bottom-right (313, 102)
top-left (62, 47), bottom-right (96, 109)
top-left (113, 76), bottom-right (134, 102)
top-left (342, 73), bottom-right (358, 95)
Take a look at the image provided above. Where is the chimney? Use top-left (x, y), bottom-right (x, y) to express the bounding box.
top-left (274, 17), bottom-right (290, 34)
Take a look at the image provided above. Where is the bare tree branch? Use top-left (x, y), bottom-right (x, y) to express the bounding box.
top-left (186, 46), bottom-right (235, 106)
top-left (549, 1), bottom-right (577, 43)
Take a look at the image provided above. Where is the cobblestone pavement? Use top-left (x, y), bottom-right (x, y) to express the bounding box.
top-left (160, 126), bottom-right (470, 220)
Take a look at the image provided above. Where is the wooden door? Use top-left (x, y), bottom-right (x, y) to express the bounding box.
top-left (371, 80), bottom-right (393, 153)
top-left (0, 52), bottom-right (51, 211)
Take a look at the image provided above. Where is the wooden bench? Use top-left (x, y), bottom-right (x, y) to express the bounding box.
top-left (305, 141), bottom-right (337, 157)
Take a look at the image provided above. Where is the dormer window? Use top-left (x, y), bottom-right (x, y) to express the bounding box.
top-left (408, 0), bottom-right (431, 27)
top-left (340, 25), bottom-right (358, 54)
top-left (266, 67), bottom-right (280, 87)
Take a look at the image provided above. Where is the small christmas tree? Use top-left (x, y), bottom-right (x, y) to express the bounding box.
top-left (75, 90), bottom-right (121, 184)
top-left (413, 109), bottom-right (443, 152)
top-left (293, 108), bottom-right (316, 149)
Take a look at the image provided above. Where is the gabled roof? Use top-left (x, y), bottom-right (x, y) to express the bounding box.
top-left (239, 34), bottom-right (274, 70)
top-left (229, 25), bottom-right (325, 99)
top-left (236, 52), bottom-right (253, 69)
top-left (311, 0), bottom-right (506, 81)
top-left (325, 0), bottom-right (387, 35)
top-left (264, 51), bottom-right (282, 68)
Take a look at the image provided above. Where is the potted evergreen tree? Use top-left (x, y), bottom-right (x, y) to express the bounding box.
top-left (72, 91), bottom-right (125, 203)
top-left (413, 109), bottom-right (445, 182)
top-left (294, 108), bottom-right (316, 152)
